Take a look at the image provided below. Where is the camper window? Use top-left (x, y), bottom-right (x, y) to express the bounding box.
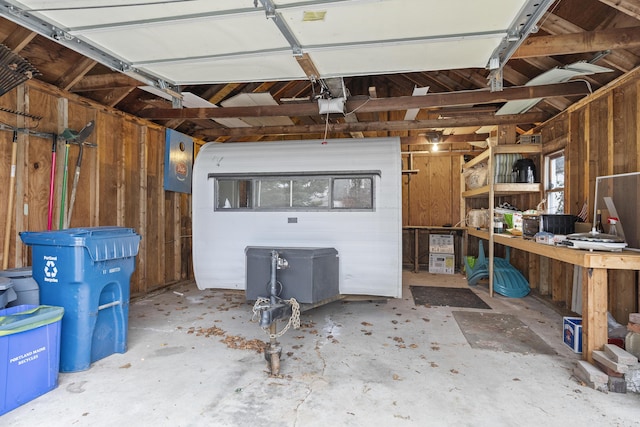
top-left (257, 177), bottom-right (330, 208)
top-left (213, 173), bottom-right (374, 211)
top-left (332, 178), bottom-right (373, 209)
top-left (217, 179), bottom-right (252, 209)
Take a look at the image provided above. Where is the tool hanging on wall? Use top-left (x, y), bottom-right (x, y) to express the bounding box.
top-left (59, 120), bottom-right (95, 229)
top-left (0, 122), bottom-right (53, 265)
top-left (64, 121), bottom-right (96, 229)
top-left (3, 130), bottom-right (18, 269)
top-left (47, 133), bottom-right (57, 230)
top-left (59, 138), bottom-right (70, 230)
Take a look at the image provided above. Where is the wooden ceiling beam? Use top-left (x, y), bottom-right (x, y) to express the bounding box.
top-left (1, 26), bottom-right (36, 52)
top-left (194, 112), bottom-right (549, 138)
top-left (71, 73), bottom-right (139, 91)
top-left (514, 26), bottom-right (640, 58)
top-left (539, 12), bottom-right (639, 72)
top-left (401, 134), bottom-right (490, 145)
top-left (140, 81), bottom-right (591, 120)
top-left (56, 57), bottom-right (98, 91)
top-left (207, 83), bottom-right (244, 104)
top-left (598, 0), bottom-right (640, 19)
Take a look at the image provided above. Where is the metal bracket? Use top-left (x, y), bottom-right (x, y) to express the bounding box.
top-left (258, 0), bottom-right (304, 57)
top-left (259, 301), bottom-right (293, 328)
top-left (485, 0), bottom-right (555, 90)
top-left (489, 68), bottom-right (503, 92)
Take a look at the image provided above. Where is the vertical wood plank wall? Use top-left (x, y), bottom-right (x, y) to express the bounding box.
top-left (0, 80), bottom-right (192, 296)
top-left (533, 70), bottom-right (640, 321)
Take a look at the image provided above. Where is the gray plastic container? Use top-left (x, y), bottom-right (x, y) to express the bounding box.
top-left (0, 267), bottom-right (39, 307)
top-left (0, 277), bottom-right (17, 309)
top-left (245, 247), bottom-right (339, 304)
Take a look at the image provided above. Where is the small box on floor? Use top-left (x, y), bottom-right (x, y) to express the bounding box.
top-left (429, 234), bottom-right (454, 254)
top-left (429, 253), bottom-right (455, 274)
top-left (563, 316), bottom-right (582, 353)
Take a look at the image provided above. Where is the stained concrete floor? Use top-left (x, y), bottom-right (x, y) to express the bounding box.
top-left (3, 270), bottom-right (640, 426)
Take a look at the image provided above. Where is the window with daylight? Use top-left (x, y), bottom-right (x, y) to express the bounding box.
top-left (213, 173), bottom-right (375, 211)
top-left (545, 151), bottom-right (565, 214)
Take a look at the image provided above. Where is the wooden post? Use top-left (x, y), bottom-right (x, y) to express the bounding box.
top-left (414, 228), bottom-right (419, 273)
top-left (582, 267), bottom-right (608, 363)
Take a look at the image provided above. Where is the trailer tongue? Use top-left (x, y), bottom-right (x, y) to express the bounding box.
top-left (251, 250), bottom-right (300, 376)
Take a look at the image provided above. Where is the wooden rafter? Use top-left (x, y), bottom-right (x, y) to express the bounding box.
top-left (514, 26), bottom-right (640, 58)
top-left (141, 82), bottom-right (591, 120)
top-left (539, 12), bottom-right (640, 72)
top-left (56, 57), bottom-right (98, 91)
top-left (72, 73), bottom-right (140, 92)
top-left (1, 26), bottom-right (36, 52)
top-left (598, 0), bottom-right (640, 19)
top-left (195, 112), bottom-right (549, 138)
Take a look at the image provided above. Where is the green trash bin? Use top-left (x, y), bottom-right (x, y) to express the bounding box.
top-left (0, 304), bottom-right (64, 415)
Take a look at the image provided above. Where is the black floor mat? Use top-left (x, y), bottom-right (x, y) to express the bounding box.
top-left (452, 311), bottom-right (556, 355)
top-left (410, 286), bottom-right (491, 309)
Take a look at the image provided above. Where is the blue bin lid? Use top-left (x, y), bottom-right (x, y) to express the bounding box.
top-left (20, 227), bottom-right (141, 262)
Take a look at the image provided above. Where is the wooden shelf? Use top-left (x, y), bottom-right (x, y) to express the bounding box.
top-left (462, 182), bottom-right (541, 198)
top-left (460, 143), bottom-right (543, 299)
top-left (461, 143), bottom-right (541, 171)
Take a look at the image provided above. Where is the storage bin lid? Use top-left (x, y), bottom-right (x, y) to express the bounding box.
top-left (245, 246), bottom-right (338, 258)
top-left (0, 305), bottom-right (64, 336)
top-left (20, 227), bottom-right (141, 262)
top-left (0, 266), bottom-right (32, 278)
top-left (0, 277), bottom-right (12, 291)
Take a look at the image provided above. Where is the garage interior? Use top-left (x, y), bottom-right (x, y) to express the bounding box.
top-left (1, 0), bottom-right (640, 425)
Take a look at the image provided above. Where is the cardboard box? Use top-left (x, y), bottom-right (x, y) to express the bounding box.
top-left (429, 253), bottom-right (455, 274)
top-left (563, 316), bottom-right (582, 353)
top-left (429, 234), bottom-right (454, 254)
top-left (0, 305), bottom-right (63, 415)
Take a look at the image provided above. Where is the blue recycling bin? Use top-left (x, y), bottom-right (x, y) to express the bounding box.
top-left (20, 227), bottom-right (140, 372)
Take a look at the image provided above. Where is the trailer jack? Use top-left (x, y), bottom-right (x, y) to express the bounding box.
top-left (251, 250), bottom-right (300, 376)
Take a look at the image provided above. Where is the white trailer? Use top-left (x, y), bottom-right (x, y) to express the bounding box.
top-left (192, 137), bottom-right (402, 298)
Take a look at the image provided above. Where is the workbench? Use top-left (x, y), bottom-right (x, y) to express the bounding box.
top-left (468, 227), bottom-right (640, 362)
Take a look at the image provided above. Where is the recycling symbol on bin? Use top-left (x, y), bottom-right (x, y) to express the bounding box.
top-left (44, 260), bottom-right (58, 278)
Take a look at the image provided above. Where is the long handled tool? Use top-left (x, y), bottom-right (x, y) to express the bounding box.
top-left (58, 139), bottom-right (70, 230)
top-left (3, 131), bottom-right (18, 269)
top-left (47, 133), bottom-right (57, 230)
top-left (60, 120), bottom-right (94, 229)
top-left (65, 121), bottom-right (96, 228)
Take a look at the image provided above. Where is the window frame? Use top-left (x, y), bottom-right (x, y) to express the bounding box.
top-left (209, 171), bottom-right (379, 212)
top-left (544, 150), bottom-right (565, 214)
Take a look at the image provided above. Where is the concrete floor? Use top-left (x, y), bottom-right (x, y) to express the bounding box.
top-left (3, 271), bottom-right (640, 426)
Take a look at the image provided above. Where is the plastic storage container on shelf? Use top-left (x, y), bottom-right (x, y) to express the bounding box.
top-left (0, 267), bottom-right (39, 307)
top-left (0, 304), bottom-right (64, 415)
top-left (541, 214), bottom-right (576, 235)
top-left (20, 227), bottom-right (141, 372)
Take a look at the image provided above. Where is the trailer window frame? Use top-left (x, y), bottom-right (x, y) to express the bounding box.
top-left (210, 171), bottom-right (379, 212)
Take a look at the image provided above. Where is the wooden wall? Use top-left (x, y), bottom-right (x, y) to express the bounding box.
top-left (0, 80), bottom-right (192, 297)
top-left (517, 68), bottom-right (640, 322)
top-left (401, 151), bottom-right (462, 227)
